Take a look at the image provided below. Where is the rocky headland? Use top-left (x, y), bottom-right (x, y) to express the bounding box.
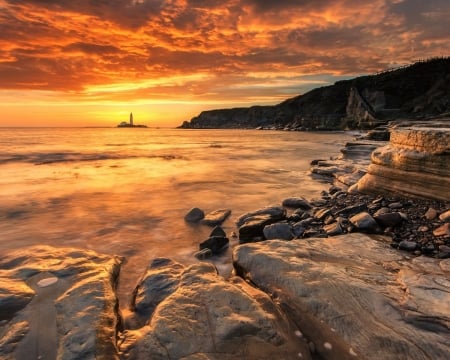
top-left (2, 123), bottom-right (450, 357)
top-left (179, 57), bottom-right (450, 131)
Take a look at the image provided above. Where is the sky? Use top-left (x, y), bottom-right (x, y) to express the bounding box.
top-left (0, 0), bottom-right (449, 127)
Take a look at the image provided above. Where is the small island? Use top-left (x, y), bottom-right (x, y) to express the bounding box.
top-left (117, 112), bottom-right (147, 128)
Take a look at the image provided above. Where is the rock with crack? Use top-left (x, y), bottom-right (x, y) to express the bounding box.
top-left (233, 234), bottom-right (450, 360)
top-left (119, 259), bottom-right (310, 359)
top-left (0, 245), bottom-right (122, 360)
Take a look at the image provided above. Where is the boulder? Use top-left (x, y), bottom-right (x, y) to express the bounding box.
top-left (263, 223), bottom-right (293, 240)
top-left (209, 226), bottom-right (227, 238)
top-left (282, 197), bottom-right (312, 210)
top-left (238, 215), bottom-right (280, 243)
top-left (233, 235), bottom-right (450, 360)
top-left (439, 210), bottom-right (450, 222)
top-left (357, 126), bottom-right (450, 201)
top-left (199, 236), bottom-right (229, 254)
top-left (374, 212), bottom-right (403, 228)
top-left (202, 209), bottom-right (231, 226)
top-left (349, 212), bottom-right (380, 233)
top-left (184, 207), bottom-right (205, 222)
top-left (236, 206), bottom-right (286, 227)
top-left (0, 246), bottom-right (121, 360)
top-left (120, 260), bottom-right (310, 359)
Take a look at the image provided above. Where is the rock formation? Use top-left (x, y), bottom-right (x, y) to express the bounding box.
top-left (233, 235), bottom-right (450, 360)
top-left (0, 246), bottom-right (121, 360)
top-left (357, 124), bottom-right (450, 201)
top-left (179, 57), bottom-right (450, 130)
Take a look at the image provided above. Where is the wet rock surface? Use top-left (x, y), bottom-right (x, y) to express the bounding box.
top-left (233, 235), bottom-right (450, 360)
top-left (0, 246), bottom-right (121, 360)
top-left (120, 259), bottom-right (309, 360)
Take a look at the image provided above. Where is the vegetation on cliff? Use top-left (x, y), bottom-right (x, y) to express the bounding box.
top-left (180, 57), bottom-right (450, 130)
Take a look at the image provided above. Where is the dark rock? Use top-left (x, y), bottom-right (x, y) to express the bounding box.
top-left (239, 215), bottom-right (280, 243)
top-left (335, 203), bottom-right (367, 217)
top-left (399, 240), bottom-right (418, 251)
top-left (194, 248), bottom-right (213, 260)
top-left (184, 207), bottom-right (205, 222)
top-left (349, 212), bottom-right (380, 233)
top-left (236, 206), bottom-right (286, 227)
top-left (291, 223), bottom-right (306, 238)
top-left (282, 197), bottom-right (312, 210)
top-left (263, 223), bottom-right (293, 240)
top-left (374, 212), bottom-right (403, 228)
top-left (328, 185), bottom-right (342, 195)
top-left (389, 202), bottom-right (404, 209)
top-left (200, 236), bottom-right (229, 254)
top-left (310, 199), bottom-right (328, 207)
top-left (210, 226), bottom-right (226, 238)
top-left (202, 209), bottom-right (231, 226)
top-left (374, 207), bottom-right (390, 217)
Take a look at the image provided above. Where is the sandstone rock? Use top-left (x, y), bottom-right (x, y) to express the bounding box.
top-left (433, 223), bottom-right (450, 237)
top-left (323, 222), bottom-right (344, 236)
top-left (263, 223), bottom-right (293, 240)
top-left (0, 246), bottom-right (121, 360)
top-left (349, 212), bottom-right (379, 233)
top-left (202, 209), bottom-right (231, 226)
top-left (357, 127), bottom-right (450, 201)
top-left (233, 235), bottom-right (450, 360)
top-left (120, 260), bottom-right (310, 360)
top-left (236, 206), bottom-right (286, 227)
top-left (424, 207), bottom-right (438, 220)
top-left (439, 209), bottom-right (450, 222)
top-left (314, 208), bottom-right (331, 221)
top-left (199, 236), bottom-right (229, 254)
top-left (282, 197), bottom-right (312, 210)
top-left (184, 207), bottom-right (205, 222)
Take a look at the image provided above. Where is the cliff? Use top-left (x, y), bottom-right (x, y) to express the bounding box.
top-left (179, 57), bottom-right (450, 130)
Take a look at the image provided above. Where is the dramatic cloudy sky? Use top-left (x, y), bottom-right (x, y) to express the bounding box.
top-left (1, 0), bottom-right (449, 126)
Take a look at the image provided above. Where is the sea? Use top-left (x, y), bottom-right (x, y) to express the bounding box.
top-left (0, 127), bottom-right (354, 303)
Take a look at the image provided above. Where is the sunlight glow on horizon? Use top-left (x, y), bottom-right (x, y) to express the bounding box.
top-left (0, 0), bottom-right (449, 127)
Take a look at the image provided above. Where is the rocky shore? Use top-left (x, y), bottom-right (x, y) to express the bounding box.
top-left (1, 125), bottom-right (449, 359)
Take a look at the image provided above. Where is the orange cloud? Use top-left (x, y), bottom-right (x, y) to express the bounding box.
top-left (0, 0), bottom-right (449, 126)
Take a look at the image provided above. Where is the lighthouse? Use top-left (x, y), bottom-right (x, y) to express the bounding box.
top-left (130, 112), bottom-right (134, 126)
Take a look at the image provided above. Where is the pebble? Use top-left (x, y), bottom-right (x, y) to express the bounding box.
top-left (37, 276), bottom-right (58, 288)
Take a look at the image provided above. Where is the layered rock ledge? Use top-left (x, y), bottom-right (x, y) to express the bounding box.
top-left (357, 125), bottom-right (450, 201)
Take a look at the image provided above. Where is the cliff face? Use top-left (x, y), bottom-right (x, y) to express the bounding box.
top-left (180, 57), bottom-right (450, 130)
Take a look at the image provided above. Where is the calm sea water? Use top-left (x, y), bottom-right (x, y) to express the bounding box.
top-left (0, 127), bottom-right (353, 302)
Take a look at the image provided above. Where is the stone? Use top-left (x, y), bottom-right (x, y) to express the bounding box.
top-left (335, 203), bottom-right (367, 217)
top-left (238, 215), bottom-right (280, 243)
top-left (424, 207), bottom-right (438, 220)
top-left (374, 212), bottom-right (403, 228)
top-left (388, 202), bottom-right (403, 209)
top-left (439, 210), bottom-right (450, 222)
top-left (120, 261), bottom-right (310, 360)
top-left (184, 207), bottom-right (205, 222)
top-left (292, 223), bottom-right (306, 238)
top-left (199, 236), bottom-right (229, 254)
top-left (357, 127), bottom-right (450, 201)
top-left (236, 206), bottom-right (286, 227)
top-left (233, 235), bottom-right (450, 360)
top-left (349, 212), bottom-right (380, 233)
top-left (323, 222), bottom-right (344, 236)
top-left (374, 207), bottom-right (390, 216)
top-left (202, 209), bottom-right (231, 226)
top-left (282, 197), bottom-right (312, 210)
top-left (433, 223), bottom-right (450, 237)
top-left (0, 246), bottom-right (121, 360)
top-left (194, 248), bottom-right (213, 260)
top-left (209, 226), bottom-right (226, 238)
top-left (314, 208), bottom-right (331, 221)
top-left (399, 240), bottom-right (418, 251)
top-left (263, 223), bottom-right (293, 240)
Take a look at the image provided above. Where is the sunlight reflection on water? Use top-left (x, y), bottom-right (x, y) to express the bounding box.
top-left (0, 128), bottom-right (353, 303)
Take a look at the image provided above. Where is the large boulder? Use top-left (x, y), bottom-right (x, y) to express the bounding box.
top-left (357, 125), bottom-right (450, 201)
top-left (233, 234), bottom-right (450, 360)
top-left (0, 246), bottom-right (121, 360)
top-left (120, 259), bottom-right (310, 359)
